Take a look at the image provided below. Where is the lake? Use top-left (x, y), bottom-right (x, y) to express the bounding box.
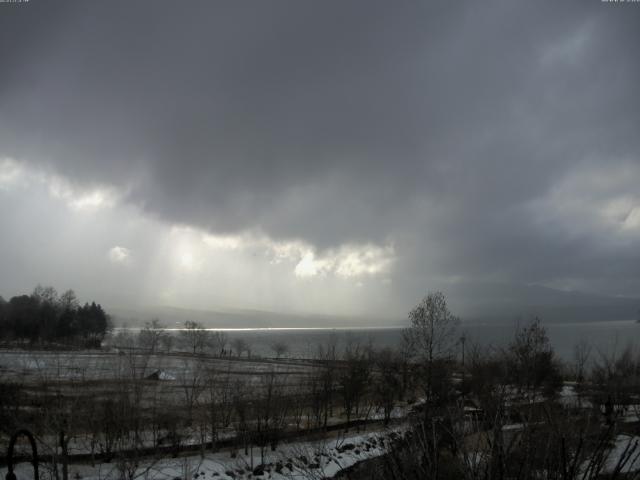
top-left (214, 319), bottom-right (640, 362)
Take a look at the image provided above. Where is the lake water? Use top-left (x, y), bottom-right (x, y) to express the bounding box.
top-left (217, 319), bottom-right (640, 362)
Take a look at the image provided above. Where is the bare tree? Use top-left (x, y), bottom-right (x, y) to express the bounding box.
top-left (339, 340), bottom-right (371, 428)
top-left (253, 369), bottom-right (289, 465)
top-left (313, 335), bottom-right (339, 428)
top-left (178, 357), bottom-right (205, 426)
top-left (573, 338), bottom-right (592, 406)
top-left (203, 364), bottom-right (233, 451)
top-left (373, 348), bottom-right (400, 426)
top-left (591, 343), bottom-right (640, 422)
top-left (231, 379), bottom-right (251, 456)
top-left (138, 318), bottom-right (167, 354)
top-left (406, 291), bottom-right (459, 405)
top-left (159, 331), bottom-right (174, 353)
top-left (506, 317), bottom-right (562, 399)
top-left (212, 330), bottom-right (228, 357)
top-left (59, 289), bottom-right (79, 310)
top-left (271, 341), bottom-right (289, 359)
top-left (396, 331), bottom-right (415, 401)
top-left (231, 337), bottom-right (250, 358)
top-left (180, 320), bottom-right (210, 355)
top-left (408, 291), bottom-right (459, 362)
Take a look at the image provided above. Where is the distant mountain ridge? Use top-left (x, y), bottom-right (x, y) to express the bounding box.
top-left (108, 284), bottom-right (639, 329)
top-left (450, 282), bottom-right (639, 324)
top-left (108, 304), bottom-right (397, 329)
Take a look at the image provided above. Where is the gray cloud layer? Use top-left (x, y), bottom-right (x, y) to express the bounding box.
top-left (1, 1), bottom-right (639, 314)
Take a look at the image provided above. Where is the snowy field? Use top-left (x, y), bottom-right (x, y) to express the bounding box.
top-left (0, 427), bottom-right (406, 480)
top-left (0, 350), bottom-right (315, 384)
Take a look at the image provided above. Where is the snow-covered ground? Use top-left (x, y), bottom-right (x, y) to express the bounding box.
top-left (1, 427), bottom-right (406, 480)
top-left (579, 434), bottom-right (640, 476)
top-left (558, 383), bottom-right (593, 409)
top-left (0, 350), bottom-right (314, 384)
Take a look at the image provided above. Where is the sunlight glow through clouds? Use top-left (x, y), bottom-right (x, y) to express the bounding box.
top-left (1, 159), bottom-right (396, 314)
top-left (196, 229), bottom-right (395, 279)
top-left (178, 250), bottom-right (200, 271)
top-left (1, 161), bottom-right (396, 316)
top-left (294, 251), bottom-right (331, 278)
top-left (48, 176), bottom-right (119, 211)
top-left (4, 159), bottom-right (396, 283)
top-left (168, 227), bottom-right (206, 272)
top-left (294, 245), bottom-right (395, 279)
top-left (0, 158), bottom-right (120, 211)
top-left (108, 246), bottom-right (131, 264)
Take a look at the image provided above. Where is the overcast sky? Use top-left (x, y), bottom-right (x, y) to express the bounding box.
top-left (0, 1), bottom-right (639, 320)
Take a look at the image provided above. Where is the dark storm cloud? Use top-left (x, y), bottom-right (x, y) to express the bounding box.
top-left (1, 0), bottom-right (639, 303)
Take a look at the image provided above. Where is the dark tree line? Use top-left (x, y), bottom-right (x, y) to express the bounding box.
top-left (0, 285), bottom-right (111, 347)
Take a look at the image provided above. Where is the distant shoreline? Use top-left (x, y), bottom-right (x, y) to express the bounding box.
top-left (114, 325), bottom-right (405, 332)
top-left (113, 318), bottom-right (639, 332)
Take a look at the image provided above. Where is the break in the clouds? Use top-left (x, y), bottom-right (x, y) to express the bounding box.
top-left (0, 159), bottom-right (393, 316)
top-left (0, 1), bottom-right (639, 320)
top-left (108, 246), bottom-right (131, 265)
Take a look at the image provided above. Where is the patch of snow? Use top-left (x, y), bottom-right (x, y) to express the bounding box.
top-left (602, 434), bottom-right (640, 474)
top-left (0, 426), bottom-right (407, 480)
